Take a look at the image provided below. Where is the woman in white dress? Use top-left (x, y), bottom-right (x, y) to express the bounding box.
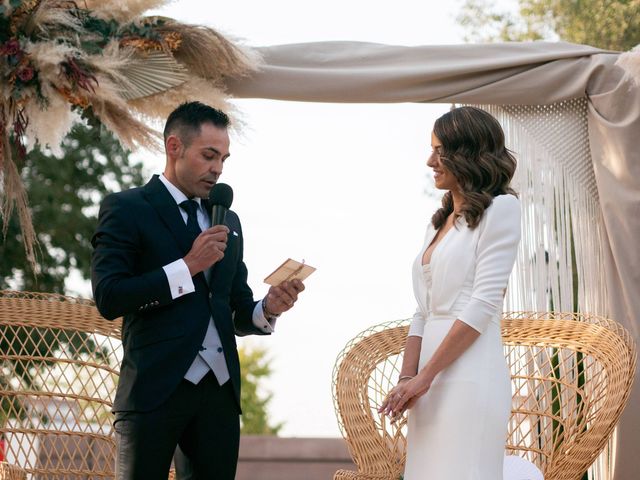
top-left (379, 106), bottom-right (521, 479)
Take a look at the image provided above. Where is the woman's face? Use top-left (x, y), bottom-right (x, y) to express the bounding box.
top-left (427, 131), bottom-right (459, 191)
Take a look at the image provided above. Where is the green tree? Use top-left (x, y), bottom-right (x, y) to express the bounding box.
top-left (1, 124), bottom-right (144, 426)
top-left (239, 345), bottom-right (283, 435)
top-left (0, 123), bottom-right (145, 293)
top-left (457, 0), bottom-right (640, 51)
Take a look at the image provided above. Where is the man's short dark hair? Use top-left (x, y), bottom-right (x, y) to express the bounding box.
top-left (163, 102), bottom-right (230, 146)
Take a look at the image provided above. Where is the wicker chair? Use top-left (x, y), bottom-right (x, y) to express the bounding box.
top-left (0, 290), bottom-right (174, 479)
top-left (331, 312), bottom-right (637, 480)
top-left (0, 462), bottom-right (25, 480)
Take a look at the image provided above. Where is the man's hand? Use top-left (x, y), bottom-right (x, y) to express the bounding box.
top-left (264, 279), bottom-right (305, 316)
top-left (183, 225), bottom-right (229, 276)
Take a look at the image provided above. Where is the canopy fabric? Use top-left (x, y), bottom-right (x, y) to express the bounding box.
top-left (229, 40), bottom-right (640, 479)
top-left (229, 41), bottom-right (616, 104)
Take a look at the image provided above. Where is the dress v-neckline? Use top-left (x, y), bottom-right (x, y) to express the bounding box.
top-left (422, 222), bottom-right (456, 267)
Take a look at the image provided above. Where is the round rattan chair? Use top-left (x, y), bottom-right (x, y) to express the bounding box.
top-left (331, 312), bottom-right (637, 480)
top-left (0, 290), bottom-right (121, 479)
top-left (0, 290), bottom-right (177, 479)
top-left (0, 462), bottom-right (25, 480)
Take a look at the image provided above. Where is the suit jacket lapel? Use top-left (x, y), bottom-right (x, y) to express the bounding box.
top-left (142, 175), bottom-right (195, 256)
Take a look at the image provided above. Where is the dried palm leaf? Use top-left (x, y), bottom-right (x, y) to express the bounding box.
top-left (130, 76), bottom-right (240, 130)
top-left (83, 41), bottom-right (187, 100)
top-left (118, 50), bottom-right (188, 100)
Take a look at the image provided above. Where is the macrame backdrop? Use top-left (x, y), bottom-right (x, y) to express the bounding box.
top-left (484, 100), bottom-right (608, 316)
top-left (480, 101), bottom-right (612, 480)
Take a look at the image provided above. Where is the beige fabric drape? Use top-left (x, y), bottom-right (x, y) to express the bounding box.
top-left (228, 40), bottom-right (640, 479)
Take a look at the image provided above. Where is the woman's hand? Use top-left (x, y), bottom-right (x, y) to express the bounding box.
top-left (378, 372), bottom-right (434, 421)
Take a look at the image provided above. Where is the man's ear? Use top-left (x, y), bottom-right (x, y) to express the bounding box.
top-left (166, 135), bottom-right (183, 158)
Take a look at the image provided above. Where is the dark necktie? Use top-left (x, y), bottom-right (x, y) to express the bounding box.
top-left (179, 199), bottom-right (202, 242)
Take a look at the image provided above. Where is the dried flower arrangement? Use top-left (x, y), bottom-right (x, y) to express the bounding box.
top-left (0, 0), bottom-right (259, 270)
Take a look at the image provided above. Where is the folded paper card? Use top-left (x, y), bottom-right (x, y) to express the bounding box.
top-left (264, 258), bottom-right (316, 286)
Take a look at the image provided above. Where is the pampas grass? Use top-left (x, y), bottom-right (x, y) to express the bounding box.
top-left (27, 40), bottom-right (79, 80)
top-left (90, 98), bottom-right (162, 152)
top-left (1, 132), bottom-right (40, 270)
top-left (24, 85), bottom-right (76, 156)
top-left (85, 41), bottom-right (138, 88)
top-left (616, 44), bottom-right (640, 87)
top-left (85, 0), bottom-right (171, 22)
top-left (154, 20), bottom-right (261, 83)
top-left (24, 0), bottom-right (84, 37)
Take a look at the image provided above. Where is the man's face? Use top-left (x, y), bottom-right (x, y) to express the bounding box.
top-left (165, 123), bottom-right (231, 199)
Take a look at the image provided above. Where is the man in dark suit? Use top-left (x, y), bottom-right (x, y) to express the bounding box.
top-left (91, 102), bottom-right (304, 480)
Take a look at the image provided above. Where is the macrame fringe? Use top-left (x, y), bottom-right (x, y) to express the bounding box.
top-left (478, 101), bottom-right (611, 480)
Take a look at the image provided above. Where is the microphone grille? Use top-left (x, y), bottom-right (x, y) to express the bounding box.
top-left (208, 182), bottom-right (233, 208)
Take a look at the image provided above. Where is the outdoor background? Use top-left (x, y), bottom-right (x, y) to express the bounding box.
top-left (0, 0), bottom-right (556, 436)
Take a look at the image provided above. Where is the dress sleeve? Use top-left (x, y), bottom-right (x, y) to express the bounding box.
top-left (458, 195), bottom-right (521, 333)
top-left (408, 307), bottom-right (426, 337)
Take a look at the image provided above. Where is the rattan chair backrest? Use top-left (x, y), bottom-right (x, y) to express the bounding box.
top-left (332, 312), bottom-right (636, 480)
top-left (0, 290), bottom-right (122, 479)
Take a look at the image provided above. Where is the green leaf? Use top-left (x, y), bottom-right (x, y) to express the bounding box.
top-left (79, 40), bottom-right (103, 55)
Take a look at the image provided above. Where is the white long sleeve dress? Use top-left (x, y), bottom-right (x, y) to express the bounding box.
top-left (403, 194), bottom-right (521, 480)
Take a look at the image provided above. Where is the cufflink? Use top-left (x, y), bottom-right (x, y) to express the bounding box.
top-left (178, 286), bottom-right (184, 294)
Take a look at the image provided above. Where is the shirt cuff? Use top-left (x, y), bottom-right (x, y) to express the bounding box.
top-left (253, 299), bottom-right (276, 333)
top-left (162, 259), bottom-right (195, 299)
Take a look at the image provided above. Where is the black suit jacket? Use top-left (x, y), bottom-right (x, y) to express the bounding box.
top-left (91, 175), bottom-right (267, 413)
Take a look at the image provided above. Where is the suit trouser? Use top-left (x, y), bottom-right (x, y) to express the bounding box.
top-left (114, 372), bottom-right (240, 480)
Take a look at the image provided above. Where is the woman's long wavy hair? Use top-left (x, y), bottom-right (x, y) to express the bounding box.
top-left (431, 106), bottom-right (517, 230)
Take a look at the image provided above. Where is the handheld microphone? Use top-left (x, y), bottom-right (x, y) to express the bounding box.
top-left (208, 183), bottom-right (233, 226)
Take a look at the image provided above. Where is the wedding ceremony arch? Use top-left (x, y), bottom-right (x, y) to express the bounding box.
top-left (1, 2), bottom-right (638, 478)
